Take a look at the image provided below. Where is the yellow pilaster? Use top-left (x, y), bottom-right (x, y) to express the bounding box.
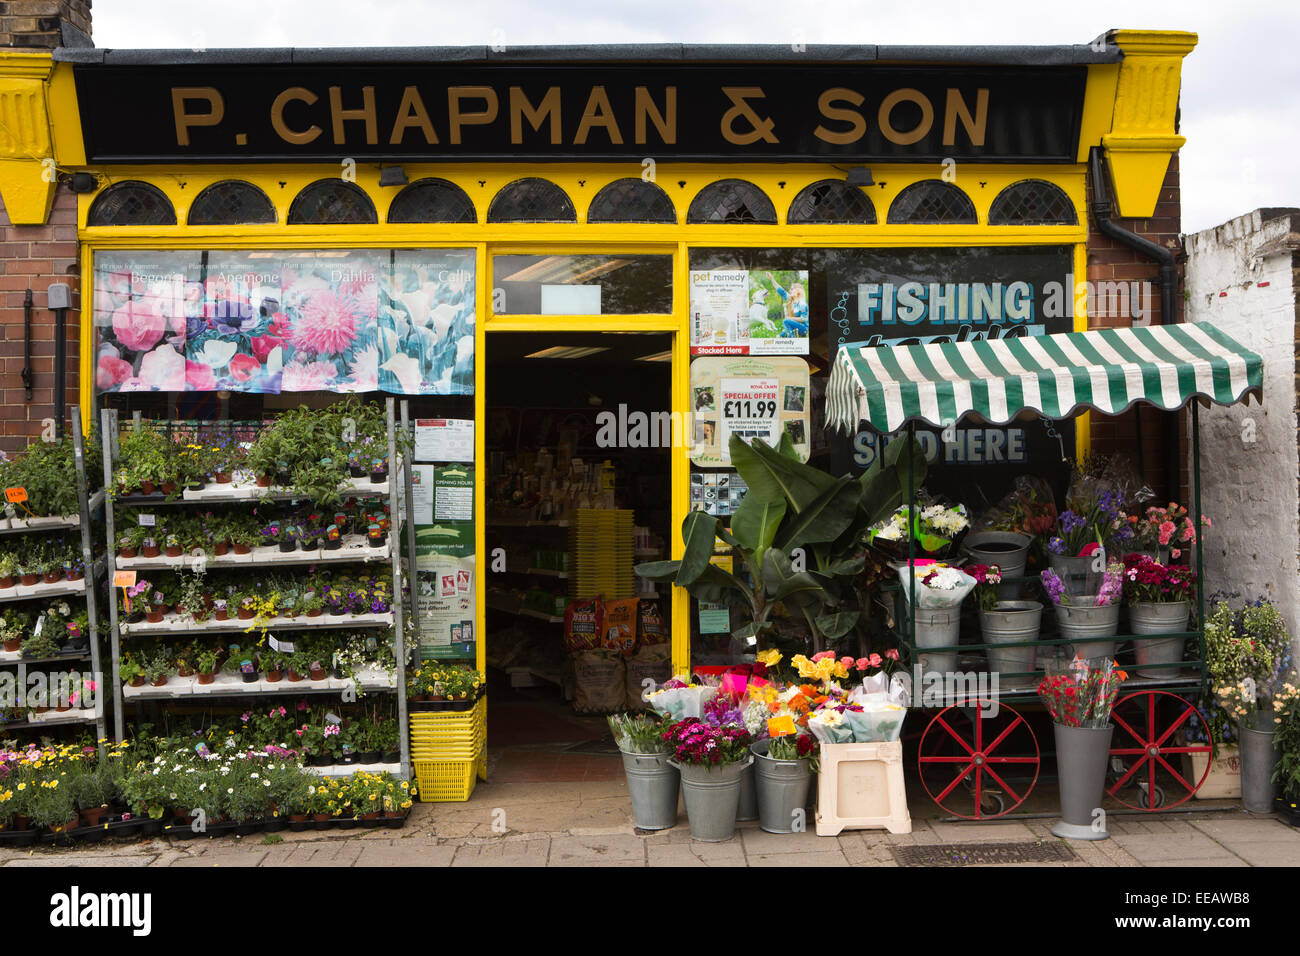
top-left (1103, 30), bottom-right (1198, 218)
top-left (0, 51), bottom-right (56, 225)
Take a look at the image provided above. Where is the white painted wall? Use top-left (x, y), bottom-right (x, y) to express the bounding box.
top-left (1184, 208), bottom-right (1300, 640)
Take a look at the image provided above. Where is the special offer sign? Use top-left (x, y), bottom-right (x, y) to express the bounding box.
top-left (720, 377), bottom-right (780, 451)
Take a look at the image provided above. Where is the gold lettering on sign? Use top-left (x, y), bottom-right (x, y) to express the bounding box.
top-left (329, 86), bottom-right (378, 146)
top-left (448, 86), bottom-right (499, 144)
top-left (878, 88), bottom-right (933, 146)
top-left (271, 87), bottom-right (321, 145)
top-left (172, 87), bottom-right (225, 146)
top-left (634, 87), bottom-right (676, 145)
top-left (509, 87), bottom-right (561, 145)
top-left (942, 88), bottom-right (989, 147)
top-left (389, 86), bottom-right (438, 145)
top-left (720, 87), bottom-right (777, 145)
top-left (575, 87), bottom-right (623, 145)
top-left (814, 88), bottom-right (866, 145)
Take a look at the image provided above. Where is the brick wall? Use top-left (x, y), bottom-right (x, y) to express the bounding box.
top-left (1085, 152), bottom-right (1186, 500)
top-left (0, 0), bottom-right (91, 48)
top-left (0, 185), bottom-right (80, 452)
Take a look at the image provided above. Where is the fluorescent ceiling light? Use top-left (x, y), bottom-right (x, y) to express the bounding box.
top-left (635, 350), bottom-right (673, 363)
top-left (524, 346), bottom-right (611, 360)
top-left (500, 256), bottom-right (631, 285)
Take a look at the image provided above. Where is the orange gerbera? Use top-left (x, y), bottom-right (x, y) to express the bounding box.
top-left (799, 684), bottom-right (819, 697)
top-left (788, 694), bottom-right (809, 714)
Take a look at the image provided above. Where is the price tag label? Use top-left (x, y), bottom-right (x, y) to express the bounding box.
top-left (138, 513), bottom-right (156, 527)
top-left (113, 570), bottom-right (137, 588)
top-left (767, 715), bottom-right (796, 738)
top-left (4, 487), bottom-right (27, 504)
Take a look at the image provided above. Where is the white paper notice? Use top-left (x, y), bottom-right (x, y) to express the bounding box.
top-left (414, 419), bottom-right (474, 462)
top-left (410, 465), bottom-right (435, 525)
top-left (720, 377), bottom-right (780, 455)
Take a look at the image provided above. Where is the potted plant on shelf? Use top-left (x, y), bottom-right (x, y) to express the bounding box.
top-left (20, 629), bottom-right (60, 661)
top-left (196, 648), bottom-right (219, 685)
top-left (120, 658), bottom-right (146, 688)
top-left (18, 561), bottom-right (39, 587)
top-left (1038, 656), bottom-right (1127, 840)
top-left (1122, 554), bottom-right (1198, 678)
top-left (264, 652), bottom-right (287, 683)
top-left (0, 552), bottom-right (17, 589)
top-left (144, 653), bottom-right (171, 687)
top-left (608, 712), bottom-right (678, 830)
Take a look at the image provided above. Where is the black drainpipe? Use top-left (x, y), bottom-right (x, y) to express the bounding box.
top-left (1089, 146), bottom-right (1182, 499)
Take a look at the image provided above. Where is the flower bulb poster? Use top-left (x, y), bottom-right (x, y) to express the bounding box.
top-left (93, 248), bottom-right (476, 395)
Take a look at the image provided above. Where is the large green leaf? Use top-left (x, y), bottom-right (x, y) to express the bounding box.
top-left (730, 493), bottom-right (786, 564)
top-left (761, 548), bottom-right (833, 609)
top-left (815, 610), bottom-right (861, 640)
top-left (730, 435), bottom-right (835, 511)
top-left (675, 509), bottom-right (720, 588)
top-left (685, 563), bottom-right (752, 609)
top-left (773, 476), bottom-right (860, 552)
top-left (633, 560), bottom-right (682, 583)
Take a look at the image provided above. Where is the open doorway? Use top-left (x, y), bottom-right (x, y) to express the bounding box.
top-left (484, 331), bottom-right (674, 778)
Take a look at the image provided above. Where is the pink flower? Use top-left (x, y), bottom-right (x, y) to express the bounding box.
top-left (137, 344), bottom-right (185, 390)
top-left (282, 359), bottom-right (339, 391)
top-left (268, 311), bottom-right (293, 336)
top-left (1170, 548), bottom-right (1182, 559)
top-left (854, 657), bottom-right (870, 672)
top-left (839, 656), bottom-right (855, 670)
top-left (1158, 521), bottom-right (1175, 546)
top-left (885, 648), bottom-right (900, 661)
top-left (868, 653), bottom-right (883, 668)
top-left (251, 335), bottom-right (284, 363)
top-left (228, 353), bottom-right (261, 382)
top-left (292, 289), bottom-right (361, 355)
top-left (185, 360), bottom-right (217, 391)
top-left (811, 651), bottom-right (835, 662)
top-left (96, 353), bottom-right (133, 390)
top-left (111, 301), bottom-right (166, 352)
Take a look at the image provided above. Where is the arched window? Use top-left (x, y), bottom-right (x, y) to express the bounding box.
top-left (787, 180), bottom-right (877, 224)
top-left (287, 180), bottom-right (377, 224)
top-left (988, 180), bottom-right (1078, 225)
top-left (487, 178), bottom-right (576, 222)
top-left (387, 178), bottom-right (476, 223)
top-left (187, 180), bottom-right (277, 225)
top-left (687, 179), bottom-right (777, 224)
top-left (586, 178), bottom-right (676, 223)
top-left (886, 181), bottom-right (977, 224)
top-left (87, 181), bottom-right (176, 226)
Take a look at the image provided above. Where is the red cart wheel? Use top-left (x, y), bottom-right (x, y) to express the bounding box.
top-left (918, 701), bottom-right (1039, 819)
top-left (1107, 690), bottom-right (1212, 811)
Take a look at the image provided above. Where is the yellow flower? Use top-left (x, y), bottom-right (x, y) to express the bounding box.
top-left (756, 649), bottom-right (782, 667)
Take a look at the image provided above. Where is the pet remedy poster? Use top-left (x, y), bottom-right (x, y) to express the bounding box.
top-left (689, 269), bottom-right (809, 356)
top-left (93, 248), bottom-right (476, 396)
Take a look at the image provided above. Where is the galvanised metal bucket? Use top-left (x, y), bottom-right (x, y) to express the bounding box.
top-left (1238, 724), bottom-right (1280, 814)
top-left (910, 605), bottom-right (962, 675)
top-left (964, 531), bottom-right (1032, 601)
top-left (672, 757), bottom-right (752, 842)
top-left (620, 751), bottom-right (679, 831)
top-left (979, 601), bottom-right (1042, 676)
top-left (751, 739), bottom-right (813, 834)
top-left (1051, 722), bottom-right (1114, 841)
top-left (1129, 601), bottom-right (1190, 678)
top-left (737, 758), bottom-right (758, 821)
top-left (1054, 600), bottom-right (1120, 661)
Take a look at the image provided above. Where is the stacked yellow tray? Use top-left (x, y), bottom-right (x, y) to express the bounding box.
top-left (409, 697), bottom-right (488, 802)
top-left (569, 509), bottom-right (635, 599)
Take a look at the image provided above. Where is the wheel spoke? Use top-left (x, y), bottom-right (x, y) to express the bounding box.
top-left (919, 756), bottom-right (973, 764)
top-left (1154, 753), bottom-right (1195, 794)
top-left (1153, 704), bottom-right (1195, 748)
top-left (1107, 755), bottom-right (1147, 795)
top-left (1111, 710), bottom-right (1147, 749)
top-left (980, 763), bottom-right (1023, 803)
top-left (974, 765), bottom-right (983, 819)
top-left (934, 715), bottom-right (975, 756)
top-left (984, 756), bottom-right (1040, 763)
top-left (980, 714), bottom-right (1024, 758)
top-left (1109, 748), bottom-right (1147, 755)
top-left (1159, 745), bottom-right (1210, 755)
top-left (934, 762), bottom-right (976, 803)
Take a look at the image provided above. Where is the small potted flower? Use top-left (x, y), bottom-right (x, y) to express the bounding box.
top-left (141, 535), bottom-right (160, 559)
top-left (145, 653), bottom-right (170, 687)
top-left (164, 533), bottom-right (183, 558)
top-left (367, 523), bottom-right (384, 548)
top-left (308, 658), bottom-right (329, 681)
top-left (0, 553), bottom-right (17, 589)
top-left (146, 589), bottom-right (166, 624)
top-left (213, 596), bottom-right (229, 621)
top-left (369, 457), bottom-right (387, 484)
top-left (196, 648), bottom-right (219, 685)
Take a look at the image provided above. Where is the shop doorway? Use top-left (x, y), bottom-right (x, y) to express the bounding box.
top-left (484, 331), bottom-right (674, 776)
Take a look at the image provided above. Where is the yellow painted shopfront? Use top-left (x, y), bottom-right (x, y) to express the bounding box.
top-left (0, 29), bottom-right (1195, 714)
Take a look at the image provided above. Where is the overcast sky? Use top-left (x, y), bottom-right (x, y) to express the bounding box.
top-left (93, 0), bottom-right (1298, 234)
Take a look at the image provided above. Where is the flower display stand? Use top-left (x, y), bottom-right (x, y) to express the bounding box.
top-left (814, 740), bottom-right (912, 836)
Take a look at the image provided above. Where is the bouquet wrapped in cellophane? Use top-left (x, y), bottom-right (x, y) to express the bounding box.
top-left (1037, 656), bottom-right (1128, 728)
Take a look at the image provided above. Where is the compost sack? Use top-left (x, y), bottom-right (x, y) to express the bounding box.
top-left (573, 649), bottom-right (626, 714)
top-left (626, 643), bottom-right (672, 710)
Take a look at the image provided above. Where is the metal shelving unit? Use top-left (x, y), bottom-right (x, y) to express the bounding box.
top-left (99, 397), bottom-right (414, 776)
top-left (0, 407), bottom-right (108, 746)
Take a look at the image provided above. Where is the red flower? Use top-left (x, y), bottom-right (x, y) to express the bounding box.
top-left (251, 334), bottom-right (284, 363)
top-left (228, 353), bottom-right (261, 382)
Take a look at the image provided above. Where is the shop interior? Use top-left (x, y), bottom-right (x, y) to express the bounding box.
top-left (483, 331), bottom-right (674, 775)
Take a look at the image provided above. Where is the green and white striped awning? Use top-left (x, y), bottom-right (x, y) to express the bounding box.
top-left (827, 322), bottom-right (1263, 433)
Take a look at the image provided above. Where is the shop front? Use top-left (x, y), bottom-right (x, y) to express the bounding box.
top-left (0, 31), bottom-right (1197, 756)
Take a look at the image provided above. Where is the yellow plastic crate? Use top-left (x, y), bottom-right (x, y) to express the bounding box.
top-left (408, 698), bottom-right (487, 782)
top-left (413, 758), bottom-right (477, 802)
